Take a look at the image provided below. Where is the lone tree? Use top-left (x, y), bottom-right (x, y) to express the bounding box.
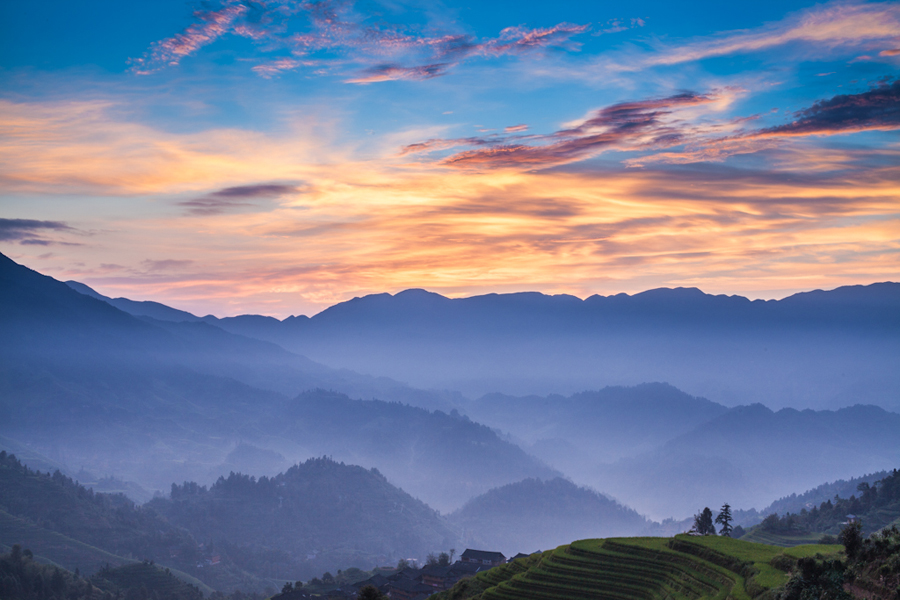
top-left (716, 503), bottom-right (734, 537)
top-left (693, 507), bottom-right (717, 535)
top-left (357, 585), bottom-right (387, 600)
top-left (839, 520), bottom-right (864, 559)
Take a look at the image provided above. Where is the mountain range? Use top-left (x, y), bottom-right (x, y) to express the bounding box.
top-left (65, 279), bottom-right (899, 411)
top-left (0, 253), bottom-right (553, 510)
top-left (2, 250), bottom-right (899, 522)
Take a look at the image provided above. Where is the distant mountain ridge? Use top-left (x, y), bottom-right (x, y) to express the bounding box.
top-left (595, 403), bottom-right (900, 519)
top-left (449, 477), bottom-right (648, 556)
top-left (65, 276), bottom-right (900, 410)
top-left (0, 253), bottom-right (555, 511)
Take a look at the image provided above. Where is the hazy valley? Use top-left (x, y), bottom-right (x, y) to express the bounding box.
top-left (2, 251), bottom-right (899, 596)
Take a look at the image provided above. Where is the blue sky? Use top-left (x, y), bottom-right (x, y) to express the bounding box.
top-left (1, 0), bottom-right (898, 316)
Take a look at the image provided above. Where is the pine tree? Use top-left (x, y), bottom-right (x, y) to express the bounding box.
top-left (693, 507), bottom-right (716, 535)
top-left (716, 503), bottom-right (734, 537)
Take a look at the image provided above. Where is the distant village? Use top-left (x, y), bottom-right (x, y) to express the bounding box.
top-left (274, 549), bottom-right (531, 600)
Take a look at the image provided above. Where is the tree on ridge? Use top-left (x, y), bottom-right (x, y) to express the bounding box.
top-left (716, 503), bottom-right (733, 537)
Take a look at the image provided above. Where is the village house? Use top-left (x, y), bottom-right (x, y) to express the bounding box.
top-left (460, 549), bottom-right (506, 567)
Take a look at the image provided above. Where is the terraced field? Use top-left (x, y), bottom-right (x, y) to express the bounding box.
top-left (435, 535), bottom-right (843, 600)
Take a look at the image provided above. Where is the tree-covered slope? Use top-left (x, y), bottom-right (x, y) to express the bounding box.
top-left (449, 478), bottom-right (648, 556)
top-left (743, 468), bottom-right (900, 546)
top-left (0, 545), bottom-right (206, 600)
top-left (0, 451), bottom-right (274, 592)
top-left (147, 457), bottom-right (459, 579)
top-left (276, 390), bottom-right (559, 512)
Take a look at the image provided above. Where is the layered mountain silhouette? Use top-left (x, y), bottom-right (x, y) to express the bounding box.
top-left (0, 253), bottom-right (554, 509)
top-left (3, 251), bottom-right (899, 523)
top-left (594, 403), bottom-right (900, 518)
top-left (65, 274), bottom-right (900, 411)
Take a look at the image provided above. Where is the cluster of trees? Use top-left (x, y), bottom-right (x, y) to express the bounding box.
top-left (151, 457), bottom-right (456, 581)
top-left (0, 545), bottom-right (95, 600)
top-left (691, 503), bottom-right (734, 536)
top-left (0, 546), bottom-right (205, 600)
top-left (778, 523), bottom-right (900, 600)
top-left (0, 452), bottom-right (270, 592)
top-left (761, 469), bottom-right (900, 535)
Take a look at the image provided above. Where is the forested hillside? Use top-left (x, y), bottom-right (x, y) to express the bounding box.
top-left (0, 545), bottom-right (206, 600)
top-left (147, 457), bottom-right (459, 579)
top-left (761, 471), bottom-right (890, 517)
top-left (0, 451), bottom-right (260, 592)
top-left (276, 391), bottom-right (558, 511)
top-left (748, 468), bottom-right (900, 541)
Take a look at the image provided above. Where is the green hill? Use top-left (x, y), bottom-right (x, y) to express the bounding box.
top-left (148, 456), bottom-right (460, 580)
top-left (434, 535), bottom-right (843, 600)
top-left (743, 468), bottom-right (900, 546)
top-left (0, 450), bottom-right (269, 593)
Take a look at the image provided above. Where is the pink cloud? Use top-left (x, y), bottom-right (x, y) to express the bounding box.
top-left (130, 4), bottom-right (248, 74)
top-left (423, 92), bottom-right (716, 169)
top-left (132, 0), bottom-right (591, 82)
top-left (345, 63), bottom-right (452, 84)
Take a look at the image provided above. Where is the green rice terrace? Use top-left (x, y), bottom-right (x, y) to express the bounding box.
top-left (434, 535), bottom-right (843, 600)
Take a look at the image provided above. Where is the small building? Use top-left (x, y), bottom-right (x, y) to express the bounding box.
top-left (460, 549), bottom-right (506, 567)
top-left (384, 577), bottom-right (434, 600)
top-left (420, 565), bottom-right (452, 589)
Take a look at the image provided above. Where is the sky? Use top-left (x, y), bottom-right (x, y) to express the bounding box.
top-left (0, 0), bottom-right (898, 317)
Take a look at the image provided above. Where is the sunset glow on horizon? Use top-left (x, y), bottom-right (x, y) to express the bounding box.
top-left (1, 0), bottom-right (898, 317)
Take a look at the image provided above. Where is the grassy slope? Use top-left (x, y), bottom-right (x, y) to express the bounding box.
top-left (434, 535), bottom-right (843, 600)
top-left (0, 509), bottom-right (215, 596)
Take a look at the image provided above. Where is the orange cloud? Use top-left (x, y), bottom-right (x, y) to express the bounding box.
top-left (1, 98), bottom-right (898, 317)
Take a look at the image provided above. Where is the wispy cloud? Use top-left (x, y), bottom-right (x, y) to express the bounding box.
top-left (129, 4), bottom-right (250, 74)
top-left (131, 0), bottom-right (591, 82)
top-left (631, 78), bottom-right (900, 166)
top-left (403, 92), bottom-right (717, 169)
top-left (598, 1), bottom-right (900, 74)
top-left (594, 18), bottom-right (646, 36)
top-left (752, 79), bottom-right (900, 137)
top-left (0, 218), bottom-right (75, 246)
top-left (345, 63), bottom-right (451, 84)
top-left (141, 259), bottom-right (194, 272)
top-left (179, 183), bottom-right (303, 215)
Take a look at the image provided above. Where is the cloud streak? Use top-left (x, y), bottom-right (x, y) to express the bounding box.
top-left (0, 218), bottom-right (75, 245)
top-left (403, 92), bottom-right (717, 169)
top-left (753, 79), bottom-right (900, 137)
top-left (636, 1), bottom-right (900, 69)
top-left (131, 0), bottom-right (590, 82)
top-left (179, 183), bottom-right (302, 215)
